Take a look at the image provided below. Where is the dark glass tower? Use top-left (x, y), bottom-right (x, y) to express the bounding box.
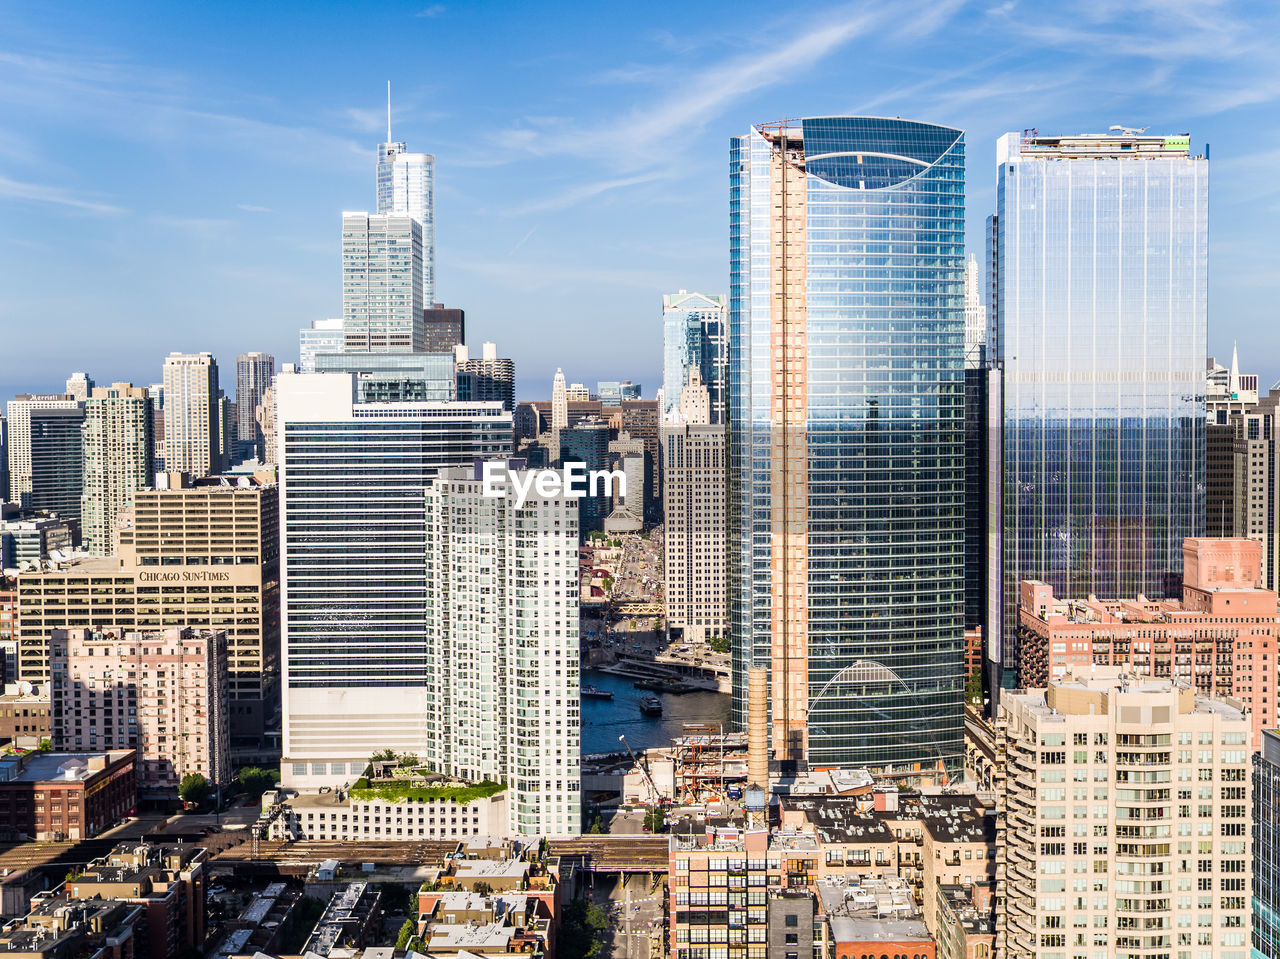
top-left (29, 406), bottom-right (85, 539)
top-left (996, 131), bottom-right (1208, 683)
top-left (728, 117), bottom-right (966, 777)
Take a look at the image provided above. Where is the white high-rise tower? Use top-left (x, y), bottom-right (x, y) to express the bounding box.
top-left (377, 83), bottom-right (436, 306)
top-left (550, 368), bottom-right (567, 461)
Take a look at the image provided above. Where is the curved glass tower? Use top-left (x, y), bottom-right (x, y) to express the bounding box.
top-left (728, 117), bottom-right (966, 777)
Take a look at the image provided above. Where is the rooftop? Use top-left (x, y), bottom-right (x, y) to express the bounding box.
top-left (0, 750), bottom-right (131, 784)
top-left (815, 877), bottom-right (930, 943)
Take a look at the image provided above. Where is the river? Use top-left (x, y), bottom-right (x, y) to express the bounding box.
top-left (579, 667), bottom-right (732, 756)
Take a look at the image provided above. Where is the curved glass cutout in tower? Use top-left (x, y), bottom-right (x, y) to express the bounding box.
top-left (728, 117), bottom-right (966, 777)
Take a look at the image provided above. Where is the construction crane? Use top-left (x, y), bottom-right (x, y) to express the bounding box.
top-left (619, 734), bottom-right (660, 809)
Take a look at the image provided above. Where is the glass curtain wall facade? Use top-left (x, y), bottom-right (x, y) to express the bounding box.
top-left (662, 292), bottom-right (728, 424)
top-left (1256, 729), bottom-right (1280, 958)
top-left (997, 131), bottom-right (1208, 684)
top-left (377, 141), bottom-right (435, 306)
top-left (728, 117), bottom-right (966, 776)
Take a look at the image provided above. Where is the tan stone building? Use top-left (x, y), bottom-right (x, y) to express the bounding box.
top-left (50, 627), bottom-right (229, 793)
top-left (662, 422), bottom-right (726, 643)
top-left (15, 474), bottom-right (277, 760)
top-left (998, 671), bottom-right (1251, 959)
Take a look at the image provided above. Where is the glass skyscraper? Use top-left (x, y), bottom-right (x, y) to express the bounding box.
top-left (1256, 729), bottom-right (1280, 958)
top-left (997, 131), bottom-right (1208, 684)
top-left (728, 117), bottom-right (966, 777)
top-left (377, 139), bottom-right (435, 306)
top-left (662, 291), bottom-right (727, 424)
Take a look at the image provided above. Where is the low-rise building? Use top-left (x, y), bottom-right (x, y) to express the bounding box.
top-left (263, 771), bottom-right (507, 842)
top-left (67, 843), bottom-right (207, 959)
top-left (934, 883), bottom-right (994, 959)
top-left (668, 815), bottom-right (824, 959)
top-left (918, 807), bottom-right (995, 934)
top-left (0, 684), bottom-right (51, 749)
top-left (0, 749), bottom-right (135, 841)
top-left (301, 883), bottom-right (382, 958)
top-left (815, 877), bottom-right (935, 959)
top-left (417, 889), bottom-right (558, 959)
top-left (0, 894), bottom-right (141, 959)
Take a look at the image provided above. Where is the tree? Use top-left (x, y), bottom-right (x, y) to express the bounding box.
top-left (37, 738), bottom-right (51, 751)
top-left (395, 919), bottom-right (416, 950)
top-left (560, 899), bottom-right (610, 959)
top-left (178, 773), bottom-right (210, 806)
top-left (370, 748), bottom-right (397, 762)
top-left (237, 767), bottom-right (278, 798)
top-left (644, 805), bottom-right (667, 833)
top-left (966, 668), bottom-right (983, 706)
top-left (588, 815), bottom-right (604, 834)
top-left (707, 635), bottom-right (730, 654)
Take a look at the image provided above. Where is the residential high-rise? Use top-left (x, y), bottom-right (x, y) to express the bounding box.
top-left (162, 352), bottom-right (222, 478)
top-left (1255, 729), bottom-right (1280, 959)
top-left (80, 384), bottom-right (153, 556)
top-left (728, 117), bottom-right (966, 775)
top-left (663, 418), bottom-right (726, 643)
top-left (997, 130), bottom-right (1208, 687)
top-left (299, 318), bottom-right (344, 372)
top-left (64, 372), bottom-right (94, 402)
top-left (5, 394), bottom-right (81, 505)
top-left (1016, 537), bottom-right (1278, 749)
top-left (662, 290), bottom-right (727, 424)
top-left (341, 213), bottom-right (424, 352)
top-left (50, 627), bottom-right (229, 795)
top-left (29, 406), bottom-right (85, 535)
top-left (998, 671), bottom-right (1251, 959)
top-left (376, 124), bottom-right (435, 306)
top-left (274, 371), bottom-right (512, 786)
top-left (425, 464), bottom-right (580, 837)
top-left (235, 353), bottom-right (275, 458)
top-left (455, 342), bottom-right (515, 411)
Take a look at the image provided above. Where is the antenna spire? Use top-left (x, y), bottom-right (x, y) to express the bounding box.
top-left (386, 81), bottom-right (392, 143)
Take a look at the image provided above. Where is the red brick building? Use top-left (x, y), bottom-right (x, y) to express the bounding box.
top-left (0, 748), bottom-right (135, 841)
top-left (1018, 537), bottom-right (1276, 748)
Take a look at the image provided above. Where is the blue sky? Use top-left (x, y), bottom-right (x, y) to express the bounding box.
top-left (2, 0), bottom-right (1278, 403)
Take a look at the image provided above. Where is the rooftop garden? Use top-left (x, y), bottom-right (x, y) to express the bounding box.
top-left (350, 752), bottom-right (506, 805)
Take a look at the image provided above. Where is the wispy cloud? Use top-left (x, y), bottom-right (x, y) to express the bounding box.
top-left (237, 203), bottom-right (272, 213)
top-left (0, 173), bottom-right (124, 213)
top-left (508, 171), bottom-right (670, 216)
top-left (414, 4), bottom-right (446, 18)
top-left (476, 0), bottom-right (956, 213)
top-left (0, 48), bottom-right (366, 169)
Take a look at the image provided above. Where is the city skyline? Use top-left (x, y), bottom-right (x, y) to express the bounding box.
top-left (3, 2), bottom-right (1278, 400)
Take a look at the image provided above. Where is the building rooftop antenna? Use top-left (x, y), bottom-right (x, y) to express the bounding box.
top-left (386, 81), bottom-right (392, 143)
